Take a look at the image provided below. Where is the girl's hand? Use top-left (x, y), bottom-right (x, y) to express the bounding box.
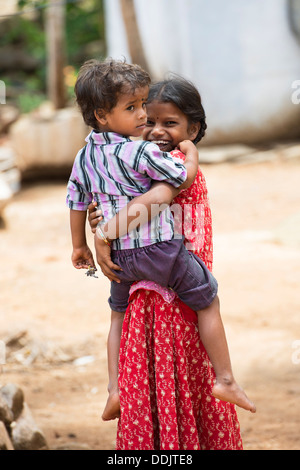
top-left (177, 139), bottom-right (196, 154)
top-left (94, 235), bottom-right (123, 283)
top-left (88, 201), bottom-right (103, 233)
top-left (71, 245), bottom-right (96, 270)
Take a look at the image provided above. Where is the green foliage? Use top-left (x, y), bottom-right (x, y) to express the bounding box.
top-left (17, 92), bottom-right (46, 113)
top-left (1, 0), bottom-right (106, 112)
top-left (0, 16), bottom-right (45, 60)
top-left (66, 0), bottom-right (106, 65)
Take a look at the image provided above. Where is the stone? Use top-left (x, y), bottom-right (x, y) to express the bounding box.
top-left (0, 421), bottom-right (14, 450)
top-left (10, 403), bottom-right (48, 450)
top-left (0, 394), bottom-right (13, 426)
top-left (0, 383), bottom-right (24, 421)
top-left (0, 105), bottom-right (20, 133)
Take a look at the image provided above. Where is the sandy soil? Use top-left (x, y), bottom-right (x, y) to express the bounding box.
top-left (1, 157), bottom-right (300, 451)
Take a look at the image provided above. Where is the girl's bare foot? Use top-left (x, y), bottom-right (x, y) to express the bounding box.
top-left (102, 391), bottom-right (120, 421)
top-left (212, 377), bottom-right (256, 413)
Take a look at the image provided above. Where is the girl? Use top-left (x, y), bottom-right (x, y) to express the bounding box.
top-left (88, 75), bottom-right (255, 449)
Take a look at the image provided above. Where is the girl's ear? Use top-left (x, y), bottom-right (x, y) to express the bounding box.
top-left (94, 109), bottom-right (107, 126)
top-left (188, 122), bottom-right (201, 141)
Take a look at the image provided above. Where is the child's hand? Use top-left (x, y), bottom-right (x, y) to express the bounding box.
top-left (94, 235), bottom-right (122, 283)
top-left (71, 245), bottom-right (96, 270)
top-left (177, 139), bottom-right (196, 154)
top-left (88, 201), bottom-right (103, 233)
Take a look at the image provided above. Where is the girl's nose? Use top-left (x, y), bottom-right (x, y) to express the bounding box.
top-left (151, 124), bottom-right (164, 137)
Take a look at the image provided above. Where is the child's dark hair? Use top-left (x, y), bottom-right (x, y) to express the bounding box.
top-left (148, 75), bottom-right (207, 144)
top-left (75, 58), bottom-right (151, 129)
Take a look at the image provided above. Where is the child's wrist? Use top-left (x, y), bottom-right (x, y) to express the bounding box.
top-left (96, 224), bottom-right (112, 247)
top-left (72, 243), bottom-right (88, 251)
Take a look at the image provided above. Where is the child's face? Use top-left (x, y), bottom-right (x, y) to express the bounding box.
top-left (96, 86), bottom-right (148, 137)
top-left (142, 100), bottom-right (200, 152)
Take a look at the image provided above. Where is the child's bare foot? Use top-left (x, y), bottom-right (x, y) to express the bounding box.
top-left (102, 391), bottom-right (120, 421)
top-left (212, 377), bottom-right (256, 413)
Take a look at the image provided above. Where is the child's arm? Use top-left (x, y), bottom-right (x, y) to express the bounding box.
top-left (89, 140), bottom-right (199, 241)
top-left (89, 181), bottom-right (177, 241)
top-left (90, 141), bottom-right (199, 280)
top-left (70, 209), bottom-right (96, 269)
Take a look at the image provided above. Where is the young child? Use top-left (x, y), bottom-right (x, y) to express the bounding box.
top-left (67, 60), bottom-right (256, 421)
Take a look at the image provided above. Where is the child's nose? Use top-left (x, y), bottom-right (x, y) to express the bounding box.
top-left (151, 124), bottom-right (164, 137)
top-left (139, 107), bottom-right (147, 120)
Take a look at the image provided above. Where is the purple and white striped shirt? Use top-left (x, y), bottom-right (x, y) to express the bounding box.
top-left (66, 131), bottom-right (187, 249)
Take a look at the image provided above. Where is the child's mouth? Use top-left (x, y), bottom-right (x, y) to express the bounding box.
top-left (152, 140), bottom-right (172, 152)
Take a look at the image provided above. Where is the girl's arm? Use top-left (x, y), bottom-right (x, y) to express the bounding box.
top-left (176, 140), bottom-right (199, 189)
top-left (70, 209), bottom-right (95, 269)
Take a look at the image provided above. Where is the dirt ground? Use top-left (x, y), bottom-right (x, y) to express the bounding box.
top-left (1, 155), bottom-right (300, 451)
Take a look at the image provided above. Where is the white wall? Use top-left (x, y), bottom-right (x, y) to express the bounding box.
top-left (104, 0), bottom-right (300, 144)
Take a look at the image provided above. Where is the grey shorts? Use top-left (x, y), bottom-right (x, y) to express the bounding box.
top-left (108, 238), bottom-right (218, 313)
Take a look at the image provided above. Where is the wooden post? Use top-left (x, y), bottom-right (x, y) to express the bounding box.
top-left (46, 0), bottom-right (66, 109)
top-left (120, 0), bottom-right (150, 73)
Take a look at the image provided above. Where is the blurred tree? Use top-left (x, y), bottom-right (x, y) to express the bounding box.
top-left (46, 0), bottom-right (66, 108)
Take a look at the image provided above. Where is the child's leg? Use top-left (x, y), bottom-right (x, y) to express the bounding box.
top-left (197, 296), bottom-right (256, 413)
top-left (102, 309), bottom-right (125, 421)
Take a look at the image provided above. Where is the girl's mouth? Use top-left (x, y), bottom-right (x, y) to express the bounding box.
top-left (152, 140), bottom-right (173, 152)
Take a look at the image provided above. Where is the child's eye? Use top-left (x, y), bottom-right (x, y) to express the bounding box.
top-left (127, 105), bottom-right (134, 111)
top-left (166, 121), bottom-right (177, 126)
top-left (146, 120), bottom-right (154, 126)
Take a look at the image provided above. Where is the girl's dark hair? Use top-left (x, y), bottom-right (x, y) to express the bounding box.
top-left (148, 75), bottom-right (207, 144)
top-left (75, 58), bottom-right (151, 129)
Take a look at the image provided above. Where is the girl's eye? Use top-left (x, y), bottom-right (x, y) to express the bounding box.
top-left (166, 121), bottom-right (177, 126)
top-left (127, 105), bottom-right (134, 111)
top-left (146, 120), bottom-right (154, 126)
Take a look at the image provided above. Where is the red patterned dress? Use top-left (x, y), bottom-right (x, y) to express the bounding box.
top-left (116, 150), bottom-right (243, 450)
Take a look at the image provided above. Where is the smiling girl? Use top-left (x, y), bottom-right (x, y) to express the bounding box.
top-left (88, 74), bottom-right (255, 431)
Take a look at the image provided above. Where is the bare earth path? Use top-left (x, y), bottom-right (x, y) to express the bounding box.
top-left (1, 158), bottom-right (300, 450)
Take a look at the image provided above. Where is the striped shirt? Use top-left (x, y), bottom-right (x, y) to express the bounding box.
top-left (66, 131), bottom-right (187, 250)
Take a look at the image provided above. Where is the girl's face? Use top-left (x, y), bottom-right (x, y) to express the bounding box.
top-left (143, 100), bottom-right (200, 152)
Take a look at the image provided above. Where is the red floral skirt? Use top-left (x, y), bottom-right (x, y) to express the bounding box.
top-left (116, 289), bottom-right (243, 450)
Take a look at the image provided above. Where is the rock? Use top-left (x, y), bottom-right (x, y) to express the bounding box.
top-left (0, 383), bottom-right (24, 421)
top-left (10, 403), bottom-right (48, 450)
top-left (9, 106), bottom-right (89, 177)
top-left (0, 105), bottom-right (20, 134)
top-left (0, 395), bottom-right (14, 426)
top-left (0, 421), bottom-right (14, 450)
top-left (3, 330), bottom-right (28, 349)
top-left (0, 382), bottom-right (49, 450)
